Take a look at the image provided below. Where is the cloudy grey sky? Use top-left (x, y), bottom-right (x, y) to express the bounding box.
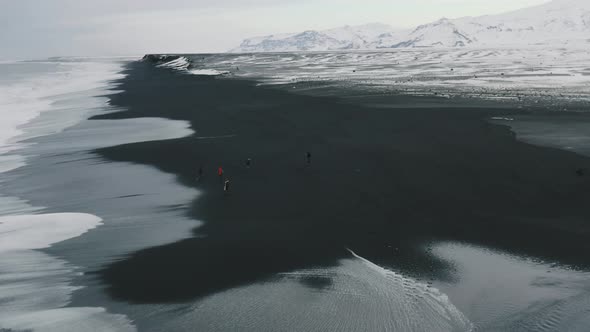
top-left (1, 0), bottom-right (550, 59)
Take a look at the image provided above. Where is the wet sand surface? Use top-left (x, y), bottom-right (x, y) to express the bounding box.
top-left (96, 61), bottom-right (590, 304)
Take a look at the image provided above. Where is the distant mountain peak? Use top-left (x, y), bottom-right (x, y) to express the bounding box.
top-left (231, 1), bottom-right (590, 52)
top-left (231, 23), bottom-right (396, 53)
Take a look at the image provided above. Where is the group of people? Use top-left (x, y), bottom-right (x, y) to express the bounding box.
top-left (196, 165), bottom-right (231, 192)
top-left (196, 152), bottom-right (312, 194)
top-left (195, 164), bottom-right (233, 194)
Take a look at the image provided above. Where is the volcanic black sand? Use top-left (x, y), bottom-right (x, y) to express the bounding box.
top-left (95, 60), bottom-right (590, 304)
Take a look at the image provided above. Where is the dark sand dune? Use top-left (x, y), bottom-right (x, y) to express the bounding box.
top-left (96, 61), bottom-right (590, 303)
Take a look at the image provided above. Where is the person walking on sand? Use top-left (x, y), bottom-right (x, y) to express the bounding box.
top-left (224, 178), bottom-right (231, 193)
top-left (196, 165), bottom-right (203, 182)
top-left (218, 166), bottom-right (224, 182)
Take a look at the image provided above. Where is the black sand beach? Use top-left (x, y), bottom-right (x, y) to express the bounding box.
top-left (96, 60), bottom-right (590, 304)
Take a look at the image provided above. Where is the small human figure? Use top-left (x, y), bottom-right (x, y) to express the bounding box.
top-left (306, 152), bottom-right (311, 166)
top-left (218, 166), bottom-right (224, 182)
top-left (224, 178), bottom-right (231, 193)
top-left (246, 158), bottom-right (252, 168)
top-left (196, 165), bottom-right (203, 181)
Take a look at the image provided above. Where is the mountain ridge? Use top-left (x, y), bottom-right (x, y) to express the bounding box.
top-left (230, 0), bottom-right (590, 52)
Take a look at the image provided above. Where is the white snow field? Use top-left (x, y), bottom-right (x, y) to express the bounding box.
top-left (174, 47), bottom-right (590, 108)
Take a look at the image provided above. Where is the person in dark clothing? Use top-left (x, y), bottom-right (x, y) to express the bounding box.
top-left (224, 178), bottom-right (231, 193)
top-left (246, 158), bottom-right (252, 168)
top-left (306, 152), bottom-right (311, 165)
top-left (196, 166), bottom-right (203, 182)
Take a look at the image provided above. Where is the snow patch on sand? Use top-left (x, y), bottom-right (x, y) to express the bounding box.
top-left (184, 48), bottom-right (590, 105)
top-left (188, 69), bottom-right (229, 76)
top-left (156, 56), bottom-right (190, 70)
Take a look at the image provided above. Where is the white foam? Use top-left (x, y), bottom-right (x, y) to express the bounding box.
top-left (0, 250), bottom-right (135, 332)
top-left (0, 60), bottom-right (125, 157)
top-left (35, 117), bottom-right (193, 155)
top-left (0, 214), bottom-right (136, 332)
top-left (2, 307), bottom-right (135, 332)
top-left (0, 59), bottom-right (125, 214)
top-left (0, 59), bottom-right (136, 331)
top-left (347, 249), bottom-right (473, 331)
top-left (0, 213), bottom-right (102, 253)
top-left (0, 191), bottom-right (135, 331)
top-left (431, 241), bottom-right (590, 331)
top-left (157, 250), bottom-right (472, 331)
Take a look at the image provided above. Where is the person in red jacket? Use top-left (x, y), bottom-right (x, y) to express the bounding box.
top-left (218, 166), bottom-right (223, 182)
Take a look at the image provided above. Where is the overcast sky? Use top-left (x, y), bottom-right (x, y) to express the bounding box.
top-left (1, 0), bottom-right (550, 59)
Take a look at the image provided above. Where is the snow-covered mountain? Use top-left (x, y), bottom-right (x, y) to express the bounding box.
top-left (371, 18), bottom-right (476, 48)
top-left (231, 0), bottom-right (590, 52)
top-left (232, 23), bottom-right (396, 52)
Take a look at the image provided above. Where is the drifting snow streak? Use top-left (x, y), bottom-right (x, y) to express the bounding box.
top-left (156, 56), bottom-right (190, 70)
top-left (151, 56), bottom-right (231, 76)
top-left (188, 69), bottom-right (229, 76)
